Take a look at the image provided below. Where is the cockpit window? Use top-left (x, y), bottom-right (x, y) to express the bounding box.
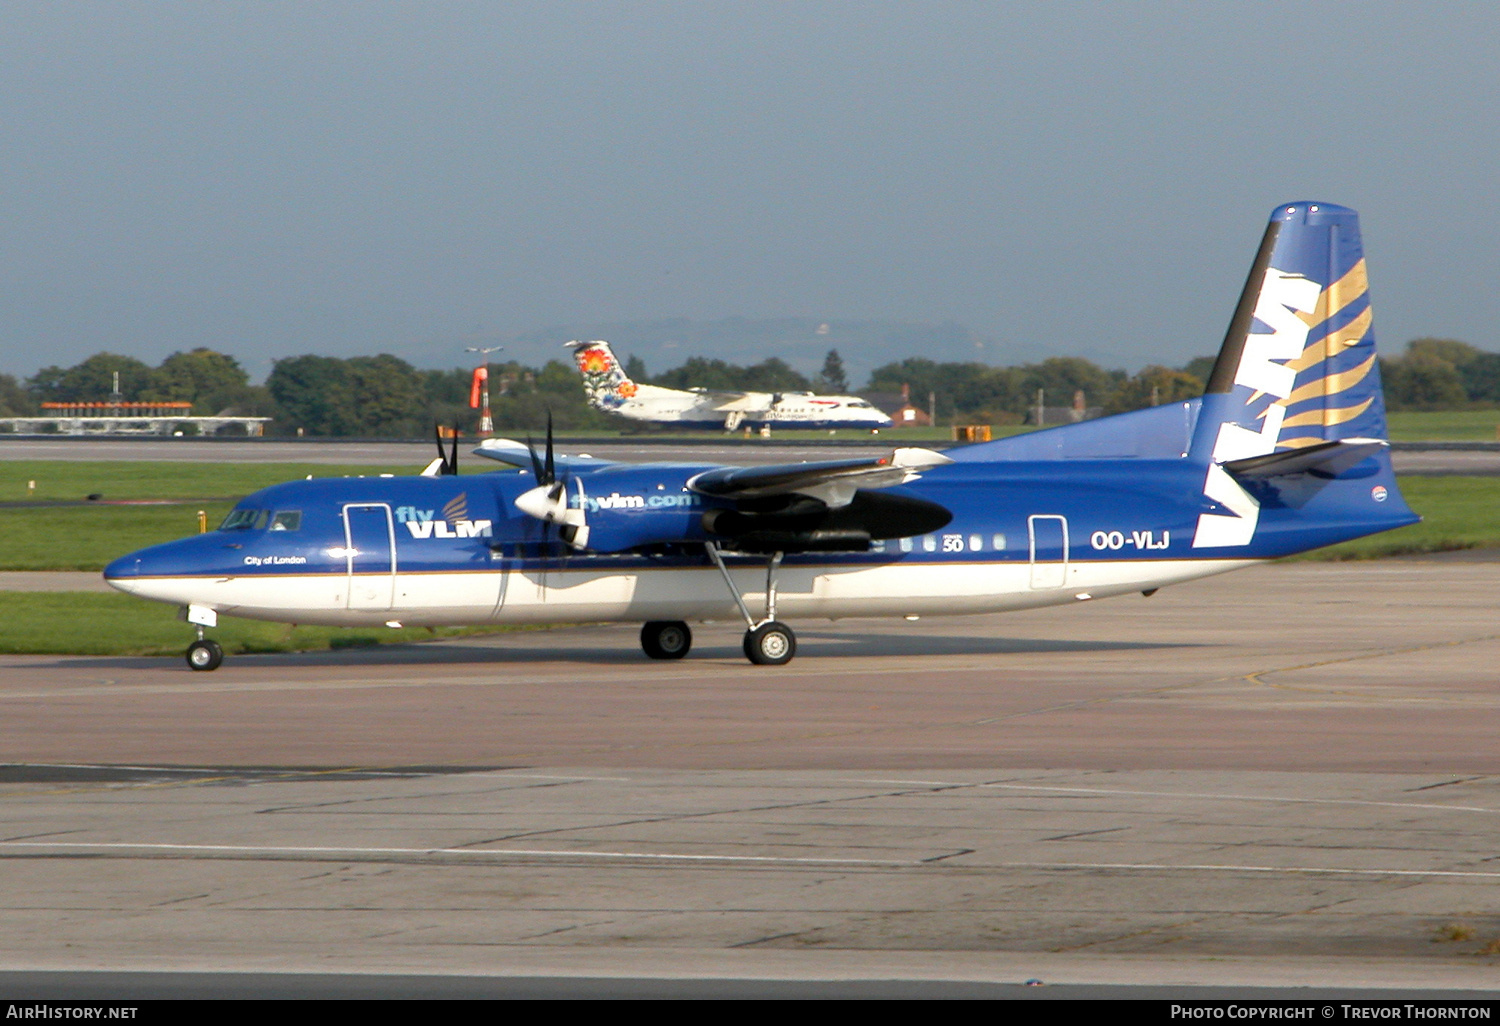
top-left (269, 510), bottom-right (302, 532)
top-left (219, 509), bottom-right (268, 531)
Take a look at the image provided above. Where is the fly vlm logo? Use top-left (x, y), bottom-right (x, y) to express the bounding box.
top-left (395, 492), bottom-right (493, 539)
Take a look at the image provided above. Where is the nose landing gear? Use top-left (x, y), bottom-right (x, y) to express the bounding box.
top-left (182, 606), bottom-right (224, 671)
top-left (186, 637), bottom-right (224, 672)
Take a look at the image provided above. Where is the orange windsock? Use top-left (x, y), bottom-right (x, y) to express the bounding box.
top-left (469, 366), bottom-right (488, 408)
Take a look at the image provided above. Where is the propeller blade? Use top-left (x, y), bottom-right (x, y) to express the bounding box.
top-left (544, 411), bottom-right (556, 486)
top-left (448, 426), bottom-right (459, 475)
top-left (525, 434), bottom-right (545, 483)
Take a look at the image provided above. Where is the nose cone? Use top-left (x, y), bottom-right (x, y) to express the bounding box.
top-left (515, 482), bottom-right (568, 522)
top-left (103, 534), bottom-right (237, 602)
top-left (103, 551), bottom-right (146, 595)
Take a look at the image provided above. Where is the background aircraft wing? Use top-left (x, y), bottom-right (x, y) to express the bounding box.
top-left (471, 437), bottom-right (618, 473)
top-left (692, 391), bottom-right (765, 411)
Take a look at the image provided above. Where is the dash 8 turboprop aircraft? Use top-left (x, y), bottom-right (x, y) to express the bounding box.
top-left (107, 202), bottom-right (1418, 671)
top-left (568, 339), bottom-right (894, 431)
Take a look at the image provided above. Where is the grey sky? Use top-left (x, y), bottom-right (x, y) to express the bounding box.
top-left (3, 1), bottom-right (1497, 383)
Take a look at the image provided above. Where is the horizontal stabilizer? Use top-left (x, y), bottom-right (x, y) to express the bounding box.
top-left (689, 448), bottom-right (952, 509)
top-left (472, 438), bottom-right (617, 474)
top-left (1223, 437), bottom-right (1387, 479)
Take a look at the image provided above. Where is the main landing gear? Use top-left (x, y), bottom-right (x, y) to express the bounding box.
top-left (742, 619), bottom-right (795, 666)
top-left (706, 542), bottom-right (797, 666)
top-left (641, 620), bottom-right (692, 660)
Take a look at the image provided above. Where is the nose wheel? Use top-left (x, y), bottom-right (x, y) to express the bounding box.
top-left (186, 638), bottom-right (224, 672)
top-left (641, 620), bottom-right (692, 660)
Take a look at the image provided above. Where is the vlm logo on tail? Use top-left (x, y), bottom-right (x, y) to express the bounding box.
top-left (1192, 202), bottom-right (1385, 549)
top-left (1194, 267), bottom-right (1319, 547)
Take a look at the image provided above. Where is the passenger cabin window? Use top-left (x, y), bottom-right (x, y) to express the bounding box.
top-left (219, 509), bottom-right (267, 531)
top-left (269, 510), bottom-right (302, 532)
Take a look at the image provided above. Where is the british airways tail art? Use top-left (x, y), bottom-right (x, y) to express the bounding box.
top-left (568, 340), bottom-right (893, 431)
top-left (106, 203), bottom-right (1418, 670)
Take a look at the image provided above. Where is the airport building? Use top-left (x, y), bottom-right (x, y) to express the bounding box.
top-left (0, 401), bottom-right (271, 436)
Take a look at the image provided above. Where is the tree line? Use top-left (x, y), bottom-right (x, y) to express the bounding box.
top-left (0, 338), bottom-right (1492, 437)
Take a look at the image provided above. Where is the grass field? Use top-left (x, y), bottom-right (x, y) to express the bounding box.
top-left (0, 460), bottom-right (492, 504)
top-left (1291, 476), bottom-right (1500, 559)
top-left (0, 461), bottom-right (496, 570)
top-left (0, 592), bottom-right (511, 657)
top-left (0, 503), bottom-right (239, 571)
top-left (1385, 410), bottom-right (1500, 442)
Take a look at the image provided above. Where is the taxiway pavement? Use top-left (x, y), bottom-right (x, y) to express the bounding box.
top-left (5, 436), bottom-right (1500, 474)
top-left (1, 558), bottom-right (1498, 991)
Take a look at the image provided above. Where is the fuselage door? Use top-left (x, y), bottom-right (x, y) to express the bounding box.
top-left (1028, 514), bottom-right (1069, 589)
top-left (343, 503), bottom-right (396, 610)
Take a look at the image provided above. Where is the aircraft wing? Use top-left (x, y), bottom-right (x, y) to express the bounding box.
top-left (690, 391), bottom-right (767, 412)
top-left (689, 448), bottom-right (952, 509)
top-left (471, 438), bottom-right (619, 473)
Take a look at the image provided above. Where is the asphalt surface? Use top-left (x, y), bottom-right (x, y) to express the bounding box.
top-left (0, 436), bottom-right (891, 467)
top-left (1, 559), bottom-right (1498, 994)
top-left (5, 435), bottom-right (1500, 473)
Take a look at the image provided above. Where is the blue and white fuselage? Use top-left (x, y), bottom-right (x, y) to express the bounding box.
top-left (103, 408), bottom-right (1411, 627)
top-left (103, 203), bottom-right (1422, 666)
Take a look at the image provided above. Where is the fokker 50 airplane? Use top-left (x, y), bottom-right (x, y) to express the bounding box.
top-left (107, 202), bottom-right (1417, 671)
top-left (568, 339), bottom-right (893, 431)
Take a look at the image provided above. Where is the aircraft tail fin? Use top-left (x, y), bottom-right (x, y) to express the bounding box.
top-left (1189, 202), bottom-right (1416, 550)
top-left (567, 340), bottom-right (638, 411)
top-left (1192, 202), bottom-right (1389, 462)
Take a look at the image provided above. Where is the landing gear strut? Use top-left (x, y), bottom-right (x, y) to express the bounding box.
top-left (641, 620), bottom-right (692, 660)
top-left (705, 543), bottom-right (796, 666)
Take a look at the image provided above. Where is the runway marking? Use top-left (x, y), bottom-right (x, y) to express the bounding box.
top-left (3, 842), bottom-right (1496, 881)
top-left (0, 840), bottom-right (910, 867)
top-left (847, 778), bottom-right (1500, 814)
top-left (989, 860), bottom-right (1500, 880)
top-left (974, 782), bottom-right (1500, 814)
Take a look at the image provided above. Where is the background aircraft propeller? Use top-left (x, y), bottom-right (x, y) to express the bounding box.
top-left (422, 423), bottom-right (461, 477)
